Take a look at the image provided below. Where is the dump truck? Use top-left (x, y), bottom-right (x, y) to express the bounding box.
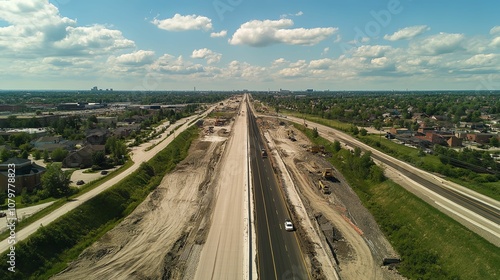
top-left (309, 145), bottom-right (325, 153)
top-left (318, 180), bottom-right (331, 194)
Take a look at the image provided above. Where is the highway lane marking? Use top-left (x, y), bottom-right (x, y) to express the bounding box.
top-left (255, 111), bottom-right (312, 279)
top-left (398, 168), bottom-right (500, 232)
top-left (435, 201), bottom-right (500, 238)
top-left (254, 122), bottom-right (279, 280)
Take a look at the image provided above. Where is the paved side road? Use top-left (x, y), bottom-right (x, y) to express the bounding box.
top-left (0, 201), bottom-right (54, 233)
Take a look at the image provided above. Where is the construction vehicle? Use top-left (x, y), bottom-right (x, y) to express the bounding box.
top-left (309, 145), bottom-right (325, 153)
top-left (318, 180), bottom-right (331, 194)
top-left (261, 148), bottom-right (268, 158)
top-left (322, 168), bottom-right (334, 179)
top-left (215, 117), bottom-right (226, 126)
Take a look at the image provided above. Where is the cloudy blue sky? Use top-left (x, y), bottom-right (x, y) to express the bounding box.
top-left (1, 0), bottom-right (499, 91)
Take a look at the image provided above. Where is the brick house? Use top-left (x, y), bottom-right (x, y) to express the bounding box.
top-left (62, 145), bottom-right (105, 168)
top-left (417, 132), bottom-right (446, 145)
top-left (447, 136), bottom-right (463, 147)
top-left (0, 158), bottom-right (45, 193)
top-left (466, 133), bottom-right (493, 144)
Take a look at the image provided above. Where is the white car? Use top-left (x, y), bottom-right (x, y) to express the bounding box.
top-left (284, 219), bottom-right (294, 231)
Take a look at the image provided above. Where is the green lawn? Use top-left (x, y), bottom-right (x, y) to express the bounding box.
top-left (0, 160), bottom-right (133, 241)
top-left (285, 110), bottom-right (352, 131)
top-left (368, 180), bottom-right (499, 280)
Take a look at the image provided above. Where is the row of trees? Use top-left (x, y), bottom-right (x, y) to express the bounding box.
top-left (434, 145), bottom-right (499, 173)
top-left (0, 90), bottom-right (230, 114)
top-left (257, 92), bottom-right (500, 129)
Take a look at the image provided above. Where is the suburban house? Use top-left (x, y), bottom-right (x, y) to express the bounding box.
top-left (86, 128), bottom-right (109, 145)
top-left (112, 124), bottom-right (141, 139)
top-left (0, 158), bottom-right (46, 193)
top-left (389, 127), bottom-right (412, 135)
top-left (62, 145), bottom-right (105, 168)
top-left (412, 113), bottom-right (429, 122)
top-left (416, 132), bottom-right (446, 145)
top-left (447, 136), bottom-right (463, 148)
top-left (31, 136), bottom-right (75, 152)
top-left (466, 133), bottom-right (494, 144)
top-left (417, 126), bottom-right (435, 134)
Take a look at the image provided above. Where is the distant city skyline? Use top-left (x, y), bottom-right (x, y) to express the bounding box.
top-left (0, 0), bottom-right (499, 91)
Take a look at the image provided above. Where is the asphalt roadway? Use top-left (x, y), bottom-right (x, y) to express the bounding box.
top-left (248, 105), bottom-right (309, 280)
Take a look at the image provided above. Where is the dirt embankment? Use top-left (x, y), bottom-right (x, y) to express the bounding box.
top-left (262, 117), bottom-right (405, 280)
top-left (52, 135), bottom-right (226, 280)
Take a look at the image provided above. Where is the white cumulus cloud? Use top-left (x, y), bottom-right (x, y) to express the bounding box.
top-left (410, 33), bottom-right (465, 55)
top-left (210, 30), bottom-right (227, 38)
top-left (228, 19), bottom-right (337, 47)
top-left (490, 26), bottom-right (500, 35)
top-left (464, 53), bottom-right (497, 66)
top-left (151, 14), bottom-right (212, 32)
top-left (114, 50), bottom-right (156, 66)
top-left (151, 54), bottom-right (205, 75)
top-left (191, 48), bottom-right (222, 64)
top-left (309, 58), bottom-right (333, 69)
top-left (352, 45), bottom-right (393, 58)
top-left (0, 0), bottom-right (134, 57)
top-left (321, 47), bottom-right (329, 56)
top-left (491, 36), bottom-right (500, 48)
top-left (384, 25), bottom-right (430, 41)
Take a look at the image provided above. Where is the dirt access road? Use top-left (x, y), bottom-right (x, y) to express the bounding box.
top-left (53, 133), bottom-right (225, 279)
top-left (191, 95), bottom-right (253, 280)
